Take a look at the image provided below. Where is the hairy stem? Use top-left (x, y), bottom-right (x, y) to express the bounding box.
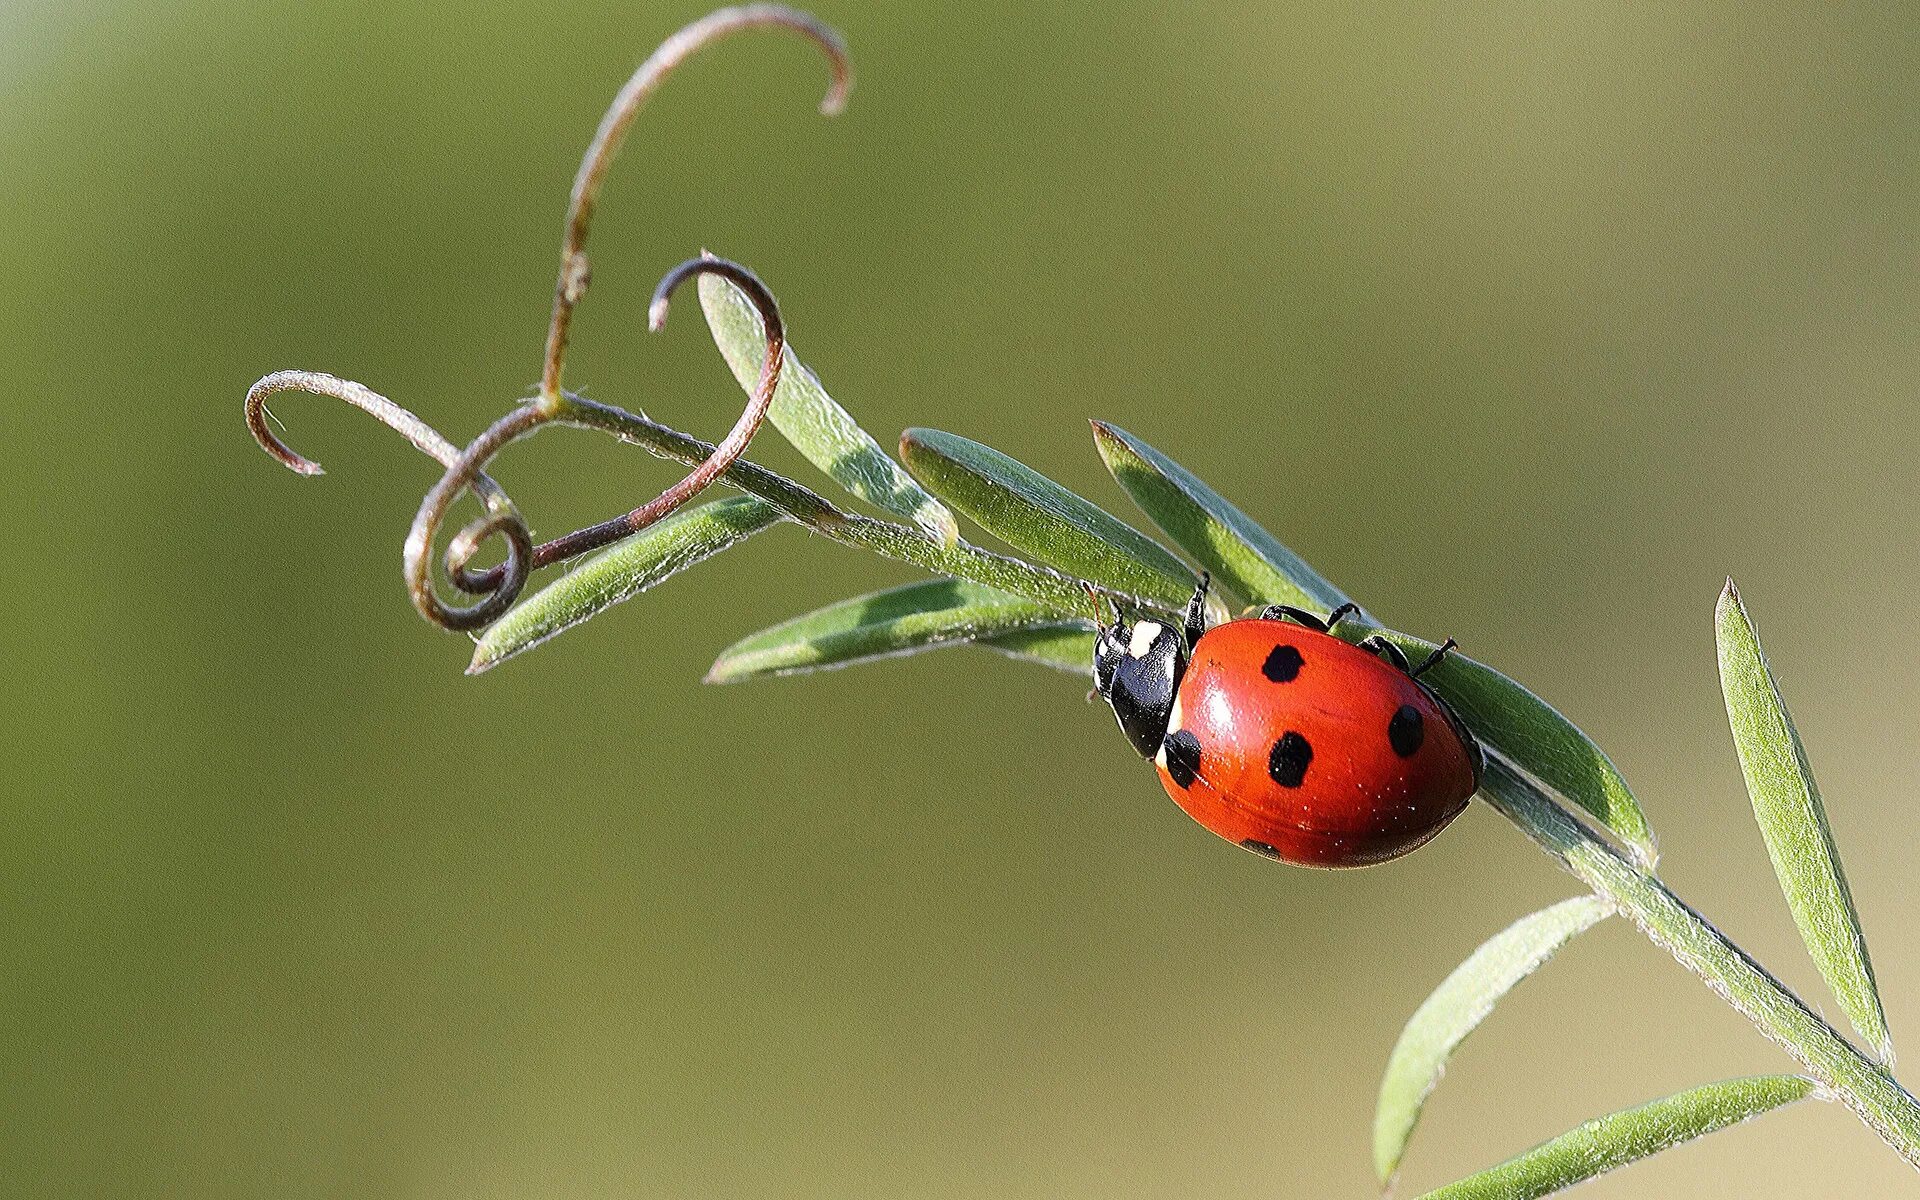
top-left (552, 392), bottom-right (1176, 623)
top-left (1481, 756), bottom-right (1920, 1169)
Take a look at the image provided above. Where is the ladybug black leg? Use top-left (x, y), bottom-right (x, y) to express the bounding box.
top-left (1355, 634), bottom-right (1413, 673)
top-left (1183, 572), bottom-right (1211, 650)
top-left (1257, 604), bottom-right (1328, 632)
top-left (1323, 602), bottom-right (1361, 633)
top-left (1409, 637), bottom-right (1459, 679)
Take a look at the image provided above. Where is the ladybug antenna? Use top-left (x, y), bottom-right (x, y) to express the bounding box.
top-left (1082, 581), bottom-right (1120, 627)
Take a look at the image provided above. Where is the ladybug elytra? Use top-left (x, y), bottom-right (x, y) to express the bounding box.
top-left (1093, 576), bottom-right (1482, 867)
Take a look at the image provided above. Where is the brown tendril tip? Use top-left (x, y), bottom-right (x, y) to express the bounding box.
top-left (244, 370), bottom-right (496, 500)
top-left (541, 3), bottom-right (850, 402)
top-left (242, 370), bottom-right (537, 629)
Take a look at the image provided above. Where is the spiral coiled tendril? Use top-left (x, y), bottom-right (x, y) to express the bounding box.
top-left (403, 257), bottom-right (786, 630)
top-left (242, 5), bottom-right (846, 632)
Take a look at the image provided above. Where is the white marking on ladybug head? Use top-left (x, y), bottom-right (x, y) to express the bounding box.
top-left (1129, 621), bottom-right (1164, 658)
top-left (1168, 693), bottom-right (1184, 732)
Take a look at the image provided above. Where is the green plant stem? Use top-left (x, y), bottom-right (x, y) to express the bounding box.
top-left (515, 395), bottom-right (1920, 1167)
top-left (554, 392), bottom-right (1176, 623)
top-left (1482, 756), bottom-right (1920, 1170)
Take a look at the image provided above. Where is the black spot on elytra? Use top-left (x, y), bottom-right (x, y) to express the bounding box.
top-left (1241, 839), bottom-right (1283, 860)
top-left (1162, 729), bottom-right (1202, 790)
top-left (1261, 644), bottom-right (1304, 683)
top-left (1268, 731), bottom-right (1313, 787)
top-left (1389, 704), bottom-right (1425, 758)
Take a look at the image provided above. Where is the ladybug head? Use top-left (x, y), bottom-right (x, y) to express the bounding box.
top-left (1093, 613), bottom-right (1189, 759)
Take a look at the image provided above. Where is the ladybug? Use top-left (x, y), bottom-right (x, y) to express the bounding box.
top-left (1092, 575), bottom-right (1482, 867)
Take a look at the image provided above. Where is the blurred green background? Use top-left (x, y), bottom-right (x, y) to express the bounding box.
top-left (5, 1), bottom-right (1918, 1196)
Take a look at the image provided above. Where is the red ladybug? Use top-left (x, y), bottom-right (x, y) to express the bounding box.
top-left (1093, 576), bottom-right (1481, 867)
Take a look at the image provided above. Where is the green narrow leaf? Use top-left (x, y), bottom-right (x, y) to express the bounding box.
top-left (1369, 632), bottom-right (1657, 867)
top-left (1416, 1075), bottom-right (1818, 1200)
top-left (899, 427), bottom-right (1203, 616)
top-left (976, 625), bottom-right (1096, 675)
top-left (1716, 580), bottom-right (1890, 1063)
top-left (469, 496), bottom-right (783, 674)
top-left (1090, 420), bottom-right (1350, 611)
top-left (1374, 896), bottom-right (1610, 1186)
top-left (700, 271), bottom-right (959, 546)
top-left (707, 578), bottom-right (1085, 684)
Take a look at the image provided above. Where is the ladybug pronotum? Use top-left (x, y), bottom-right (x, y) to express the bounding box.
top-left (1093, 576), bottom-right (1482, 867)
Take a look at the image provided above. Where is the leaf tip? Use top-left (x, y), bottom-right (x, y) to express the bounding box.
top-left (925, 507), bottom-right (962, 547)
top-left (1628, 833), bottom-right (1659, 870)
top-left (1718, 576), bottom-right (1744, 616)
top-left (1374, 1151), bottom-right (1401, 1192)
top-left (465, 635), bottom-right (517, 674)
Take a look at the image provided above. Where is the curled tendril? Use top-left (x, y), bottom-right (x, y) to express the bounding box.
top-left (246, 7), bottom-right (841, 633)
top-left (243, 257), bottom-right (786, 631)
top-left (396, 404), bottom-right (546, 630)
top-left (242, 371), bottom-right (538, 630)
top-left (540, 3), bottom-right (849, 401)
top-left (406, 255), bottom-right (786, 629)
top-left (244, 370), bottom-right (504, 506)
